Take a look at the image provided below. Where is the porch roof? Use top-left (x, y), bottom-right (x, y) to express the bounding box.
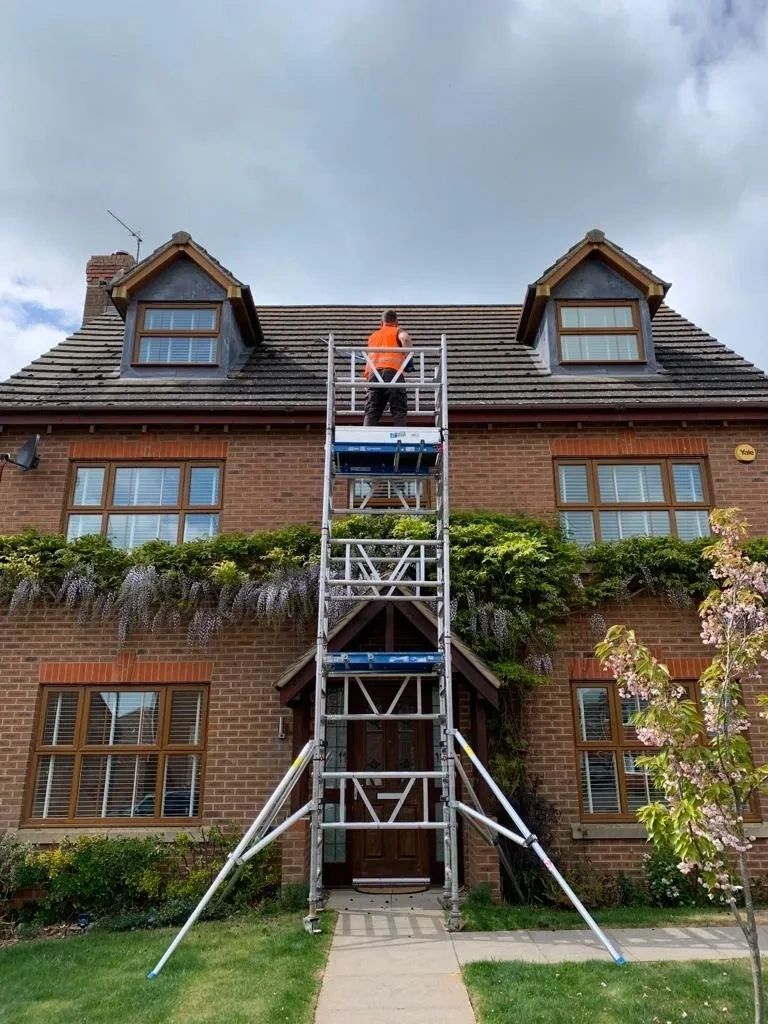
top-left (275, 599), bottom-right (501, 707)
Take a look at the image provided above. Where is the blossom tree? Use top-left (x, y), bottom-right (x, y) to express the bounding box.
top-left (596, 509), bottom-right (768, 1024)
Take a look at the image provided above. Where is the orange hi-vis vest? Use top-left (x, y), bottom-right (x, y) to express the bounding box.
top-left (365, 324), bottom-right (406, 379)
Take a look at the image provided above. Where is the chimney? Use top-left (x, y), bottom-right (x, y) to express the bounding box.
top-left (82, 250), bottom-right (136, 325)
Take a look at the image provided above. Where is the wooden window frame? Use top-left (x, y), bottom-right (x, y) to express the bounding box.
top-left (555, 457), bottom-right (712, 542)
top-left (25, 684), bottom-right (207, 826)
top-left (572, 679), bottom-right (697, 822)
top-left (65, 460), bottom-right (224, 547)
top-left (556, 299), bottom-right (645, 365)
top-left (132, 301), bottom-right (221, 367)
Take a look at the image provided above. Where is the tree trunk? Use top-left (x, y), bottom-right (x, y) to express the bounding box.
top-left (737, 852), bottom-right (765, 1024)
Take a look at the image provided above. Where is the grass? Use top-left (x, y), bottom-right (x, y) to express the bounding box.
top-left (459, 900), bottom-right (765, 932)
top-left (464, 958), bottom-right (760, 1024)
top-left (0, 911), bottom-right (335, 1024)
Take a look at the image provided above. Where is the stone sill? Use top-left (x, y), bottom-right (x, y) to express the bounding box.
top-left (10, 827), bottom-right (206, 845)
top-left (572, 822), bottom-right (768, 841)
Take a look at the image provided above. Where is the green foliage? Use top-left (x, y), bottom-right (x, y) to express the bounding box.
top-left (643, 843), bottom-right (697, 907)
top-left (16, 828), bottom-right (279, 927)
top-left (0, 833), bottom-right (28, 914)
top-left (583, 535), bottom-right (712, 606)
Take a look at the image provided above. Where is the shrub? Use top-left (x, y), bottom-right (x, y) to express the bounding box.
top-left (0, 833), bottom-right (28, 916)
top-left (31, 835), bottom-right (167, 923)
top-left (616, 871), bottom-right (648, 907)
top-left (558, 860), bottom-right (619, 909)
top-left (643, 844), bottom-right (696, 907)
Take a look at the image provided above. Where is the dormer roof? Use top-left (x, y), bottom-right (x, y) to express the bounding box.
top-left (107, 231), bottom-right (262, 345)
top-left (516, 229), bottom-right (671, 346)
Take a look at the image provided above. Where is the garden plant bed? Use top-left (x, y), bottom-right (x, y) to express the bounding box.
top-left (0, 912), bottom-right (335, 1024)
top-left (460, 901), bottom-right (768, 932)
top-left (464, 957), bottom-right (762, 1024)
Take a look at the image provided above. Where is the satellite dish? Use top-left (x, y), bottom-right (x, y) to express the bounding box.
top-left (0, 435), bottom-right (40, 472)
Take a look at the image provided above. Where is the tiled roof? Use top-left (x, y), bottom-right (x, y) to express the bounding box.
top-left (1, 303), bottom-right (767, 414)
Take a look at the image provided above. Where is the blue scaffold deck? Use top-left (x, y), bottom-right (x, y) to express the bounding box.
top-left (325, 651), bottom-right (443, 674)
top-left (333, 426), bottom-right (441, 476)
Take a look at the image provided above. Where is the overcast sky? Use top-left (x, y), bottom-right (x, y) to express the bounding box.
top-left (1, 0), bottom-right (766, 381)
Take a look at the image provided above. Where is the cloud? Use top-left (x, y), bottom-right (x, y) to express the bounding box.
top-left (0, 0), bottom-right (766, 381)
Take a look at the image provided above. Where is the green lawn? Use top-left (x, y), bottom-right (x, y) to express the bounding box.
top-left (464, 958), bottom-right (760, 1024)
top-left (0, 912), bottom-right (335, 1024)
top-left (460, 900), bottom-right (764, 932)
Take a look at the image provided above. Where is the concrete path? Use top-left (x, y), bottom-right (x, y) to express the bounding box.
top-left (452, 922), bottom-right (768, 965)
top-left (315, 889), bottom-right (476, 1024)
top-left (314, 890), bottom-right (766, 1022)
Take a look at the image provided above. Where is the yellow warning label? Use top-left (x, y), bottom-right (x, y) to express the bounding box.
top-left (292, 755), bottom-right (303, 769)
top-left (465, 744), bottom-right (475, 759)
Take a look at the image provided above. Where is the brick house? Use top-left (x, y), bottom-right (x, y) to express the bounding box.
top-left (2, 227), bottom-right (768, 895)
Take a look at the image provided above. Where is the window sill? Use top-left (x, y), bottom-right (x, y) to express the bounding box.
top-left (11, 826), bottom-right (206, 845)
top-left (572, 822), bottom-right (768, 841)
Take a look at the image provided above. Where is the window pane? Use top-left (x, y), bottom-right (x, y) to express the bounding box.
top-left (113, 467), bottom-right (180, 507)
top-left (31, 755), bottom-right (74, 818)
top-left (183, 513), bottom-right (219, 542)
top-left (560, 305), bottom-right (634, 329)
top-left (560, 511), bottom-right (595, 545)
top-left (623, 751), bottom-right (664, 813)
top-left (107, 514), bottom-right (179, 551)
top-left (599, 510), bottom-right (671, 541)
top-left (162, 755), bottom-right (201, 817)
top-left (620, 695), bottom-right (649, 742)
top-left (352, 479), bottom-right (420, 500)
top-left (73, 467), bottom-right (105, 506)
top-left (86, 691), bottom-right (159, 746)
top-left (580, 751), bottom-right (620, 813)
top-left (76, 754), bottom-right (158, 817)
top-left (42, 691), bottom-right (79, 745)
top-left (168, 691), bottom-right (204, 745)
top-left (675, 510), bottom-right (710, 541)
top-left (561, 335), bottom-right (640, 361)
top-left (576, 687), bottom-right (613, 741)
top-left (144, 307), bottom-right (216, 331)
top-left (597, 464), bottom-right (664, 503)
top-left (67, 514), bottom-right (103, 541)
top-left (672, 464), bottom-right (704, 503)
top-left (189, 467), bottom-right (220, 506)
top-left (138, 336), bottom-right (217, 364)
top-left (558, 464), bottom-right (589, 504)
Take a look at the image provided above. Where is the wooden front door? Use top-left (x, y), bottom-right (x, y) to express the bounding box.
top-left (349, 682), bottom-right (434, 881)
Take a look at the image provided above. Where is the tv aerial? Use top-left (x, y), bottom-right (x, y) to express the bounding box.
top-left (0, 435), bottom-right (41, 482)
top-left (107, 209), bottom-right (143, 261)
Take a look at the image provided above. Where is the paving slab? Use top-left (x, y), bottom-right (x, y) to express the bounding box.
top-left (314, 890), bottom-right (476, 1024)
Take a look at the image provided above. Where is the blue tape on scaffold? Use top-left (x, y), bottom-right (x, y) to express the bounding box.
top-left (326, 652), bottom-right (443, 671)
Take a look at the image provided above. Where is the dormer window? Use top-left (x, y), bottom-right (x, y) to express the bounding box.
top-left (133, 303), bottom-right (220, 366)
top-left (557, 302), bottom-right (642, 363)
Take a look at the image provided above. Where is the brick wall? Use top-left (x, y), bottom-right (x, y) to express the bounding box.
top-left (2, 420), bottom-right (767, 536)
top-left (527, 593), bottom-right (768, 876)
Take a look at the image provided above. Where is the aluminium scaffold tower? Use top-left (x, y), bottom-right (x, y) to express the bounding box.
top-left (147, 333), bottom-right (625, 979)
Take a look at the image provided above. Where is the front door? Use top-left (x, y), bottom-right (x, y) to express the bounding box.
top-left (349, 682), bottom-right (434, 881)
